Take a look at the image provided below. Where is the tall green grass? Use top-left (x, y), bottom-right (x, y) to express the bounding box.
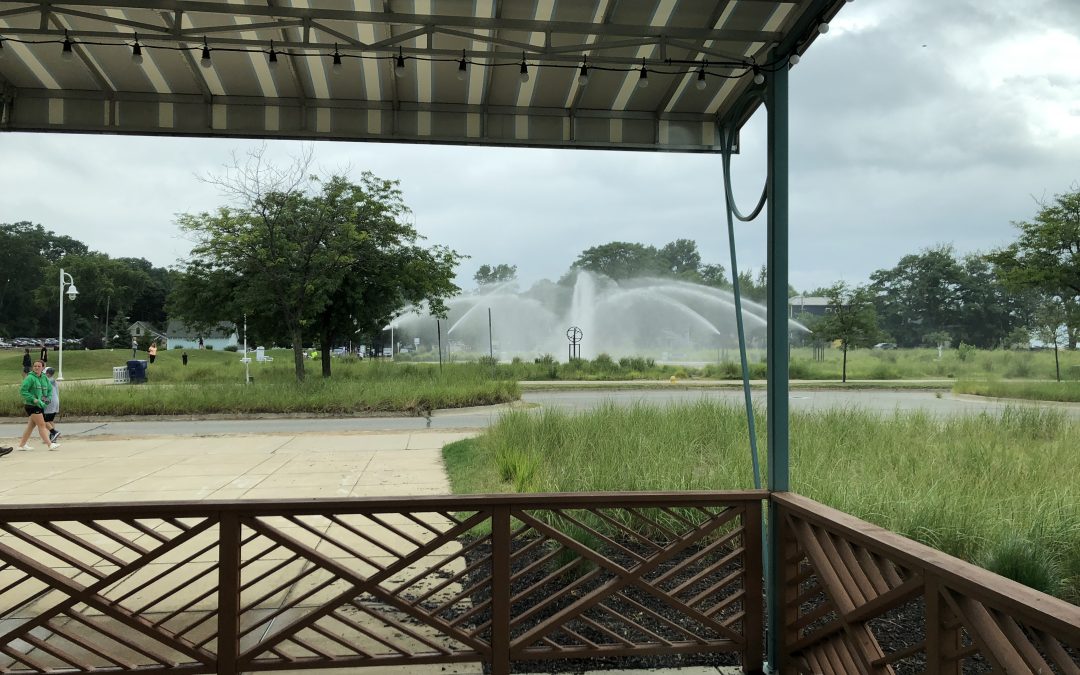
top-left (3, 357), bottom-right (519, 415)
top-left (6, 346), bottom-right (1079, 385)
top-left (444, 402), bottom-right (1080, 601)
top-left (954, 380), bottom-right (1080, 403)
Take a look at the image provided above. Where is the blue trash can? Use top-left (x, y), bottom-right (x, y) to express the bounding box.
top-left (127, 359), bottom-right (148, 383)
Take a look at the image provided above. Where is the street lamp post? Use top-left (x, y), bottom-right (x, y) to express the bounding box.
top-left (57, 268), bottom-right (79, 381)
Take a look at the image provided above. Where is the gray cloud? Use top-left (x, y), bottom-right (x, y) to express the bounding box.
top-left (1, 0), bottom-right (1078, 296)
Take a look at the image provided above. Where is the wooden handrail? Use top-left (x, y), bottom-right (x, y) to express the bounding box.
top-left (773, 491), bottom-right (1080, 646)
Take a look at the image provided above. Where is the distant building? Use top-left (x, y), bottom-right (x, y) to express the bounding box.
top-left (127, 321), bottom-right (168, 344)
top-left (789, 296), bottom-right (833, 319)
top-left (165, 320), bottom-right (239, 350)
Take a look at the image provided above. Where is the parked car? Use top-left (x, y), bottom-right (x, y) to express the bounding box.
top-left (873, 342), bottom-right (897, 350)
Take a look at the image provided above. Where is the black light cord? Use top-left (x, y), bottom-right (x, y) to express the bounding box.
top-left (0, 34), bottom-right (801, 81)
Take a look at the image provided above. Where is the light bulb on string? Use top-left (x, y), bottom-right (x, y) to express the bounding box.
top-left (395, 47), bottom-right (406, 77)
top-left (131, 34), bottom-right (143, 65)
top-left (331, 45), bottom-right (343, 74)
top-left (61, 32), bottom-right (74, 61)
top-left (200, 38), bottom-right (212, 68)
top-left (637, 59), bottom-right (648, 88)
top-left (578, 57), bottom-right (589, 86)
top-left (752, 68), bottom-right (765, 85)
top-left (518, 53), bottom-right (529, 83)
top-left (818, 22), bottom-right (830, 34)
top-left (0, 38), bottom-right (6, 60)
top-left (789, 53), bottom-right (800, 66)
top-left (268, 41), bottom-right (279, 67)
top-left (457, 51), bottom-right (467, 81)
top-left (695, 64), bottom-right (707, 90)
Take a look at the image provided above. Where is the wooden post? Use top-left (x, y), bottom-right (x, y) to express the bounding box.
top-left (217, 513), bottom-right (241, 675)
top-left (491, 507), bottom-right (511, 675)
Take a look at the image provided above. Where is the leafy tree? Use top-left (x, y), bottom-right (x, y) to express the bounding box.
top-left (869, 246), bottom-right (963, 347)
top-left (814, 283), bottom-right (879, 383)
top-left (990, 186), bottom-right (1080, 347)
top-left (473, 264), bottom-right (517, 287)
top-left (658, 239), bottom-right (701, 277)
top-left (572, 241), bottom-right (662, 280)
top-left (698, 263), bottom-right (729, 289)
top-left (1031, 295), bottom-right (1069, 381)
top-left (170, 153), bottom-right (459, 381)
top-left (311, 173), bottom-right (462, 377)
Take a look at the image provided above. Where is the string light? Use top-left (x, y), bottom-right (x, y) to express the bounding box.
top-left (60, 31), bottom-right (73, 61)
top-left (518, 53), bottom-right (529, 83)
top-left (331, 44), bottom-right (342, 74)
top-left (9, 32), bottom-right (826, 87)
top-left (131, 33), bottom-right (143, 65)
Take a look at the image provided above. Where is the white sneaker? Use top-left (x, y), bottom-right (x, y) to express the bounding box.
top-left (17, 445), bottom-right (32, 451)
top-left (48, 443), bottom-right (60, 451)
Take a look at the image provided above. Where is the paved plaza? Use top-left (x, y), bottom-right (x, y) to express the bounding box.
top-left (0, 430), bottom-right (474, 505)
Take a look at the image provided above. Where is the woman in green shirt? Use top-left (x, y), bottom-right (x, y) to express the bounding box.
top-left (18, 360), bottom-right (58, 451)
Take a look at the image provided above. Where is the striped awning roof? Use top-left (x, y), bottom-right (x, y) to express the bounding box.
top-left (0, 0), bottom-right (846, 152)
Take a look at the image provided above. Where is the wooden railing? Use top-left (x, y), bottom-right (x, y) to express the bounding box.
top-left (0, 492), bottom-right (765, 675)
top-left (774, 492), bottom-right (1080, 674)
top-left (5, 492), bottom-right (1080, 675)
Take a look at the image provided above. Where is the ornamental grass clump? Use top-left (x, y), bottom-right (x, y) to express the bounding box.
top-left (446, 401), bottom-right (1080, 600)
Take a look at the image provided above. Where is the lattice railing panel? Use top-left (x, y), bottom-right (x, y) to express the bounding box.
top-left (776, 493), bottom-right (1080, 675)
top-left (238, 508), bottom-right (489, 671)
top-left (0, 494), bottom-right (764, 674)
top-left (0, 515), bottom-right (219, 674)
top-left (501, 504), bottom-right (759, 662)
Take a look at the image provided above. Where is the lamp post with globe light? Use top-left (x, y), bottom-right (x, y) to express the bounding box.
top-left (57, 269), bottom-right (78, 380)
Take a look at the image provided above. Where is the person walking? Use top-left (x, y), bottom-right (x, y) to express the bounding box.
top-left (21, 349), bottom-right (31, 375)
top-left (43, 366), bottom-right (61, 443)
top-left (148, 342), bottom-right (158, 364)
top-left (18, 360), bottom-right (59, 451)
top-left (38, 342), bottom-right (48, 365)
top-left (131, 337), bottom-right (138, 359)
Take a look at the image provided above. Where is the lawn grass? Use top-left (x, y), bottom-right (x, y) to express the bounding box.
top-left (443, 402), bottom-right (1080, 602)
top-left (954, 379), bottom-right (1080, 403)
top-left (1, 351), bottom-right (519, 415)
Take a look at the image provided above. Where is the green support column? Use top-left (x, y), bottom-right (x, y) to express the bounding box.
top-left (764, 55), bottom-right (790, 673)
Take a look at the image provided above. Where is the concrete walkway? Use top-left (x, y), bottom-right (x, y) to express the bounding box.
top-left (0, 429), bottom-right (473, 504)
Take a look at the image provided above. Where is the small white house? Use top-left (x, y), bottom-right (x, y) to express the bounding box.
top-left (165, 320), bottom-right (240, 350)
top-left (127, 321), bottom-right (168, 345)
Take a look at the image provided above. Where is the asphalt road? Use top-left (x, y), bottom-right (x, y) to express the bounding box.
top-left (3, 388), bottom-right (1075, 440)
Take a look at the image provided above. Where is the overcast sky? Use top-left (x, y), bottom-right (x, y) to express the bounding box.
top-left (2, 0), bottom-right (1078, 295)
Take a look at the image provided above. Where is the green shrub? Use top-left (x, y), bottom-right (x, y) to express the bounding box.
top-left (224, 345), bottom-right (239, 352)
top-left (957, 342), bottom-right (974, 361)
top-left (592, 353), bottom-right (616, 372)
top-left (981, 536), bottom-right (1060, 596)
top-left (868, 363), bottom-right (901, 380)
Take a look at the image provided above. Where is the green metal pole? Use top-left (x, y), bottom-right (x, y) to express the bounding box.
top-left (765, 55), bottom-right (790, 673)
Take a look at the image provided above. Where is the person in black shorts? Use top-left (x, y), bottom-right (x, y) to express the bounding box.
top-left (43, 367), bottom-right (62, 443)
top-left (17, 360), bottom-right (58, 451)
top-left (21, 349), bottom-right (31, 375)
